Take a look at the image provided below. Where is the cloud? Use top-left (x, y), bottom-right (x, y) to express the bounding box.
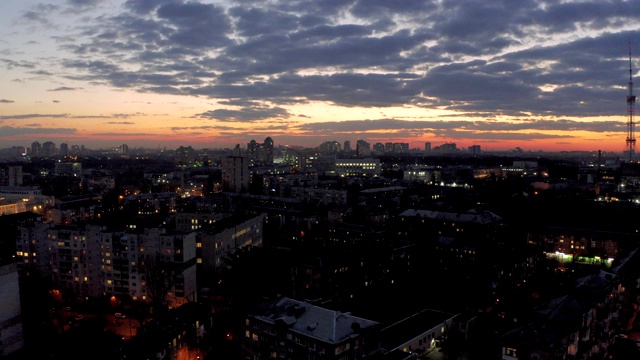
top-left (48, 86), bottom-right (81, 91)
top-left (0, 126), bottom-right (76, 136)
top-left (0, 114), bottom-right (70, 120)
top-left (0, 99), bottom-right (14, 103)
top-left (295, 118), bottom-right (622, 137)
top-left (104, 121), bottom-right (135, 125)
top-left (20, 4), bottom-right (60, 27)
top-left (195, 105), bottom-right (293, 122)
top-left (67, 0), bottom-right (102, 6)
top-left (0, 58), bottom-right (36, 69)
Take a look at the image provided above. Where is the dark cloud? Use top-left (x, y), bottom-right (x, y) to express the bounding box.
top-left (20, 4), bottom-right (60, 26)
top-left (67, 0), bottom-right (102, 6)
top-left (0, 59), bottom-right (36, 69)
top-left (156, 2), bottom-right (231, 47)
top-left (0, 99), bottom-right (14, 103)
top-left (0, 126), bottom-right (76, 136)
top-left (0, 114), bottom-right (69, 120)
top-left (49, 87), bottom-right (81, 91)
top-left (105, 121), bottom-right (135, 125)
top-left (196, 105), bottom-right (293, 122)
top-left (295, 118), bottom-right (622, 136)
top-left (170, 125), bottom-right (236, 132)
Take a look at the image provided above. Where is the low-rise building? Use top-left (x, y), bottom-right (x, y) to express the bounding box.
top-left (242, 297), bottom-right (381, 359)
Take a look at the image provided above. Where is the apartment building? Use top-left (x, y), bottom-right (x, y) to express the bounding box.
top-left (15, 223), bottom-right (197, 307)
top-left (242, 297), bottom-right (381, 360)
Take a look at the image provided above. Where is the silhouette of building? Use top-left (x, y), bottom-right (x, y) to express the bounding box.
top-left (30, 141), bottom-right (41, 157)
top-left (59, 142), bottom-right (68, 157)
top-left (468, 145), bottom-right (481, 154)
top-left (42, 141), bottom-right (56, 157)
top-left (356, 140), bottom-right (371, 157)
top-left (263, 137), bottom-right (274, 164)
top-left (344, 140), bottom-right (351, 153)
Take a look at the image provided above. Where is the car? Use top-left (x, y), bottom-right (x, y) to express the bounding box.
top-left (115, 312), bottom-right (126, 319)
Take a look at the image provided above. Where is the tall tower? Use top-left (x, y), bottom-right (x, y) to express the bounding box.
top-left (626, 37), bottom-right (636, 162)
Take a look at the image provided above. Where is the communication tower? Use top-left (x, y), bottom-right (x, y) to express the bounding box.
top-left (626, 37), bottom-right (636, 162)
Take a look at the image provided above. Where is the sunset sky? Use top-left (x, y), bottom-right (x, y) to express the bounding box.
top-left (1, 0), bottom-right (639, 152)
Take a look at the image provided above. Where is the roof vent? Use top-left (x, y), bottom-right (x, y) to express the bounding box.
top-left (294, 306), bottom-right (306, 318)
top-left (307, 322), bottom-right (318, 331)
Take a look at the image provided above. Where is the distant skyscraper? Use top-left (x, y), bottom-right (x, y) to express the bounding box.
top-left (30, 141), bottom-right (41, 157)
top-left (373, 142), bottom-right (385, 155)
top-left (318, 141), bottom-right (341, 155)
top-left (247, 139), bottom-right (259, 165)
top-left (356, 140), bottom-right (371, 157)
top-left (59, 142), bottom-right (69, 157)
top-left (468, 145), bottom-right (481, 154)
top-left (120, 144), bottom-right (129, 155)
top-left (344, 140), bottom-right (351, 152)
top-left (263, 137), bottom-right (274, 164)
top-left (425, 142), bottom-right (431, 152)
top-left (42, 141), bottom-right (56, 157)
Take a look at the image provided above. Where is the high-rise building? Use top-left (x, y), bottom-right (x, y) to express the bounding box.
top-left (59, 142), bottom-right (69, 157)
top-left (425, 142), bottom-right (431, 152)
top-left (373, 142), bottom-right (385, 154)
top-left (263, 137), bottom-right (274, 164)
top-left (356, 139), bottom-right (371, 157)
top-left (318, 141), bottom-right (341, 155)
top-left (468, 145), bottom-right (481, 154)
top-left (42, 141), bottom-right (56, 157)
top-left (15, 223), bottom-right (197, 307)
top-left (8, 166), bottom-right (23, 186)
top-left (247, 139), bottom-right (259, 166)
top-left (343, 140), bottom-right (351, 152)
top-left (30, 141), bottom-right (41, 157)
top-left (222, 145), bottom-right (250, 193)
top-left (385, 142), bottom-right (393, 153)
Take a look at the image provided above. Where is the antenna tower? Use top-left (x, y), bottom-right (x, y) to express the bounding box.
top-left (626, 37), bottom-right (636, 162)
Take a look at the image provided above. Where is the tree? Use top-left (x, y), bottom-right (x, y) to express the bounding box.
top-left (143, 252), bottom-right (175, 316)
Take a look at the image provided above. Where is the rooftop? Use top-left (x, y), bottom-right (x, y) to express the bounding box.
top-left (250, 297), bottom-right (380, 344)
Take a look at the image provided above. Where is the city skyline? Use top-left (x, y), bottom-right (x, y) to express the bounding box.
top-left (1, 0), bottom-right (639, 152)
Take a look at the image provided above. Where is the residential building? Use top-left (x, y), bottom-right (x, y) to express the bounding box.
top-left (222, 145), bottom-right (250, 193)
top-left (15, 223), bottom-right (197, 307)
top-left (242, 297), bottom-right (381, 360)
top-left (0, 263), bottom-right (24, 356)
top-left (379, 308), bottom-right (458, 357)
top-left (197, 212), bottom-right (264, 274)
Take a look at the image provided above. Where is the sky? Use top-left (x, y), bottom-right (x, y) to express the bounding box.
top-left (1, 0), bottom-right (639, 153)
